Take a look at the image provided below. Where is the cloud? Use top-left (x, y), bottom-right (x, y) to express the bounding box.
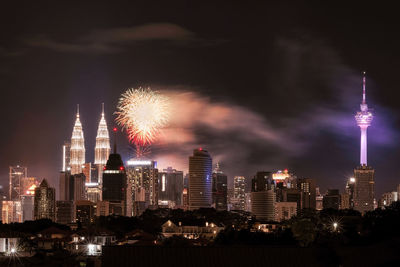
top-left (25, 23), bottom-right (195, 54)
top-left (151, 89), bottom-right (306, 178)
top-left (0, 46), bottom-right (24, 57)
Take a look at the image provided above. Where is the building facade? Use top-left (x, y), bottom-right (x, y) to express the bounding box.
top-left (9, 165), bottom-right (27, 201)
top-left (94, 104), bottom-right (111, 184)
top-left (158, 167), bottom-right (183, 208)
top-left (70, 106), bottom-right (85, 175)
top-left (232, 176), bottom-right (246, 211)
top-left (34, 179), bottom-right (56, 221)
top-left (102, 153), bottom-right (127, 216)
top-left (212, 163), bottom-right (228, 211)
top-left (188, 148), bottom-right (212, 210)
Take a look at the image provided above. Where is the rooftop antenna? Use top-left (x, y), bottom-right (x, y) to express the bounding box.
top-left (113, 127), bottom-right (117, 153)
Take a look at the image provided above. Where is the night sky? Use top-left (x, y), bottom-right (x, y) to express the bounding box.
top-left (1, 1), bottom-right (400, 197)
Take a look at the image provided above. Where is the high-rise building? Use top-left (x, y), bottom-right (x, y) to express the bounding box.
top-left (211, 163), bottom-right (228, 211)
top-left (251, 190), bottom-right (275, 221)
top-left (297, 178), bottom-right (316, 210)
top-left (251, 172), bottom-right (276, 221)
top-left (340, 193), bottom-right (350, 209)
top-left (56, 200), bottom-right (74, 225)
top-left (126, 160), bottom-right (158, 215)
top-left (379, 191), bottom-right (398, 208)
top-left (9, 165), bottom-right (27, 200)
top-left (252, 171), bottom-right (273, 192)
top-left (188, 148), bottom-right (212, 210)
top-left (323, 189), bottom-right (340, 210)
top-left (59, 171), bottom-right (71, 201)
top-left (34, 179), bottom-right (55, 221)
top-left (354, 72), bottom-right (375, 213)
top-left (59, 171), bottom-right (86, 201)
top-left (275, 202), bottom-right (297, 222)
top-left (345, 177), bottom-right (356, 209)
top-left (102, 151), bottom-right (127, 216)
top-left (1, 201), bottom-right (22, 223)
top-left (94, 103), bottom-right (111, 184)
top-left (86, 183), bottom-right (102, 203)
top-left (353, 166), bottom-right (375, 213)
top-left (21, 195), bottom-right (34, 221)
top-left (70, 105), bottom-right (85, 175)
top-left (75, 200), bottom-right (96, 226)
top-left (232, 176), bottom-right (246, 211)
top-left (316, 187), bottom-right (323, 211)
top-left (62, 141), bottom-right (71, 172)
top-left (96, 201), bottom-right (110, 217)
top-left (158, 167), bottom-right (184, 208)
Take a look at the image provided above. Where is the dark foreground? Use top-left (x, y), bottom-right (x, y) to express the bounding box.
top-left (102, 243), bottom-right (400, 267)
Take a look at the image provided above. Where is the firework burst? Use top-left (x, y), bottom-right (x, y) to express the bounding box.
top-left (115, 87), bottom-right (170, 150)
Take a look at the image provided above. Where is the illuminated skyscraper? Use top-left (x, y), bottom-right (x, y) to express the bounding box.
top-left (189, 148), bottom-right (212, 210)
top-left (126, 160), bottom-right (158, 216)
top-left (34, 179), bottom-right (56, 221)
top-left (94, 103), bottom-right (111, 183)
top-left (212, 163), bottom-right (228, 211)
top-left (232, 176), bottom-right (246, 211)
top-left (158, 167), bottom-right (184, 208)
top-left (9, 165), bottom-right (27, 201)
top-left (102, 149), bottom-right (127, 216)
top-left (62, 141), bottom-right (71, 172)
top-left (70, 105), bottom-right (85, 175)
top-left (353, 72), bottom-right (375, 213)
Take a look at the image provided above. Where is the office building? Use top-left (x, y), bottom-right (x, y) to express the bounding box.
top-left (9, 165), bottom-right (27, 200)
top-left (56, 200), bottom-right (74, 225)
top-left (353, 166), bottom-right (375, 213)
top-left (251, 190), bottom-right (275, 221)
top-left (21, 195), bottom-right (34, 221)
top-left (86, 183), bottom-right (102, 203)
top-left (59, 171), bottom-right (86, 201)
top-left (158, 167), bottom-right (184, 208)
top-left (75, 200), bottom-right (96, 226)
top-left (126, 160), bottom-right (158, 215)
top-left (297, 178), bottom-right (316, 210)
top-left (323, 189), bottom-right (340, 210)
top-left (1, 201), bottom-right (22, 223)
top-left (102, 150), bottom-right (126, 216)
top-left (34, 179), bottom-right (56, 221)
top-left (211, 163), bottom-right (228, 211)
top-left (188, 148), bottom-right (212, 210)
top-left (232, 176), bottom-right (246, 211)
top-left (62, 141), bottom-right (71, 172)
top-left (96, 201), bottom-right (110, 217)
top-left (275, 202), bottom-right (297, 222)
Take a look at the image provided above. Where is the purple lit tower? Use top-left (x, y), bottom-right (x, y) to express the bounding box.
top-left (354, 72), bottom-right (373, 165)
top-left (353, 72), bottom-right (375, 213)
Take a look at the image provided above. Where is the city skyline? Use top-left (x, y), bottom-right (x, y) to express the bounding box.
top-left (2, 2), bottom-right (400, 198)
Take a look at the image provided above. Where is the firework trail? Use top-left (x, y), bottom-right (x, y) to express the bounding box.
top-left (115, 87), bottom-right (169, 157)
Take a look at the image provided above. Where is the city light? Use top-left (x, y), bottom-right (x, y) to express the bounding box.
top-left (126, 160), bottom-right (152, 166)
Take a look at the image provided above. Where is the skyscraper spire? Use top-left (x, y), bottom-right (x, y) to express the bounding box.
top-left (362, 71), bottom-right (366, 104)
top-left (95, 103), bottom-right (111, 182)
top-left (70, 105), bottom-right (85, 175)
top-left (355, 72), bottom-right (373, 165)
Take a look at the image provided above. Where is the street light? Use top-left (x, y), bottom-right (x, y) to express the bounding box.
top-left (333, 222), bottom-right (338, 231)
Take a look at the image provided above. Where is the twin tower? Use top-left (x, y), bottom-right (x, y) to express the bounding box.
top-left (64, 103), bottom-right (111, 183)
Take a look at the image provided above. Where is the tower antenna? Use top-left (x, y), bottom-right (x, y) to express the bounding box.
top-left (362, 71), bottom-right (366, 104)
